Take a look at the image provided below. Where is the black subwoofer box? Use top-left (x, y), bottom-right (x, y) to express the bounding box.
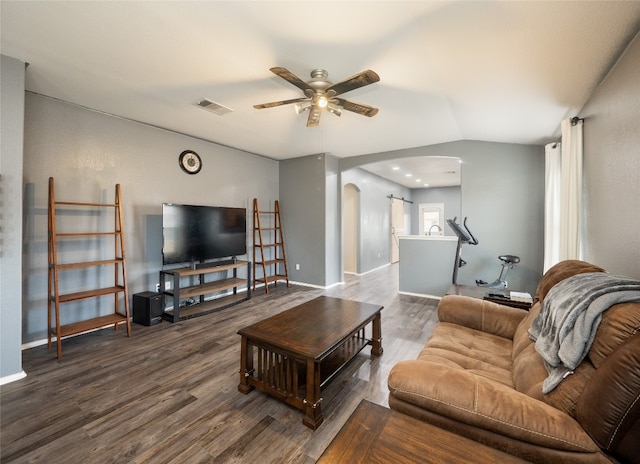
top-left (133, 291), bottom-right (163, 326)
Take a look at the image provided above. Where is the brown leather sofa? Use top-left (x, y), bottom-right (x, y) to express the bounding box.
top-left (388, 260), bottom-right (640, 463)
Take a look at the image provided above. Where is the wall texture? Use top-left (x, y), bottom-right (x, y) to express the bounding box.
top-left (580, 32), bottom-right (640, 279)
top-left (1, 55), bottom-right (26, 381)
top-left (21, 93), bottom-right (279, 345)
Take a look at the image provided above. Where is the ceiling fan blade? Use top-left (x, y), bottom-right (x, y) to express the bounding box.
top-left (334, 98), bottom-right (379, 117)
top-left (306, 106), bottom-right (322, 127)
top-left (270, 67), bottom-right (314, 94)
top-left (253, 97), bottom-right (310, 109)
top-left (326, 70), bottom-right (380, 96)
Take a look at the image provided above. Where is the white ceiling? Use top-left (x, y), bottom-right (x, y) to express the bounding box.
top-left (2, 1), bottom-right (640, 185)
top-left (362, 156), bottom-right (462, 188)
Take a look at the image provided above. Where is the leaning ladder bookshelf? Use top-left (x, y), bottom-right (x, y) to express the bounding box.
top-left (47, 177), bottom-right (131, 359)
top-left (253, 198), bottom-right (290, 294)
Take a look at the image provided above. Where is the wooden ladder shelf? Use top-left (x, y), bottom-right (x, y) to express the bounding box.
top-left (47, 177), bottom-right (131, 358)
top-left (253, 198), bottom-right (290, 293)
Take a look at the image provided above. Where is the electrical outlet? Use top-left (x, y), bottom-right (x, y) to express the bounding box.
top-left (295, 264), bottom-right (300, 271)
top-left (155, 283), bottom-right (160, 292)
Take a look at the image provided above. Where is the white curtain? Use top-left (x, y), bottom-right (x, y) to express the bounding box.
top-left (543, 118), bottom-right (583, 272)
top-left (559, 118), bottom-right (583, 261)
top-left (544, 142), bottom-right (561, 272)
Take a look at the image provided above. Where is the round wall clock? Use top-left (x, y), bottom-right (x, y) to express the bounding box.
top-left (178, 150), bottom-right (202, 175)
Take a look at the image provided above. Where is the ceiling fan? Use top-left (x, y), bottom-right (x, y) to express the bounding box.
top-left (254, 67), bottom-right (380, 127)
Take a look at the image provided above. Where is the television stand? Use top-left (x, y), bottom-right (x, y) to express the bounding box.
top-left (160, 259), bottom-right (251, 322)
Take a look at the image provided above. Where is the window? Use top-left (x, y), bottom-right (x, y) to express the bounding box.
top-left (419, 203), bottom-right (444, 236)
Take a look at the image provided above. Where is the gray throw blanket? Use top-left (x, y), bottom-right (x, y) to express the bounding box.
top-left (529, 272), bottom-right (640, 394)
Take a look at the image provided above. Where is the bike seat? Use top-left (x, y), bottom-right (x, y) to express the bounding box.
top-left (498, 255), bottom-right (520, 264)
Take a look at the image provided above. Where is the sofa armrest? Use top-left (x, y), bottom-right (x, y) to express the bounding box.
top-left (438, 295), bottom-right (527, 339)
top-left (388, 360), bottom-right (600, 454)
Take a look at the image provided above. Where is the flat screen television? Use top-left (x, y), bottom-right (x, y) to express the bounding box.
top-left (162, 203), bottom-right (247, 265)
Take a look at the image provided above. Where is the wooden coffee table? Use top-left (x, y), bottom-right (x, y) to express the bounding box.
top-left (318, 399), bottom-right (528, 463)
top-left (237, 296), bottom-right (383, 429)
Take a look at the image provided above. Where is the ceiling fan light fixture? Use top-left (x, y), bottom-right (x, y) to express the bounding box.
top-left (328, 105), bottom-right (342, 116)
top-left (254, 67), bottom-right (380, 126)
top-left (315, 95), bottom-right (329, 109)
top-left (295, 102), bottom-right (311, 114)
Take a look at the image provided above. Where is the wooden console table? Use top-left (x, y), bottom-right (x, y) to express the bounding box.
top-left (238, 296), bottom-right (383, 429)
top-left (160, 259), bottom-right (251, 322)
top-left (318, 399), bottom-right (527, 463)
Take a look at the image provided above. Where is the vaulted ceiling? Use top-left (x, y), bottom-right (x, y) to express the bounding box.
top-left (2, 1), bottom-right (639, 172)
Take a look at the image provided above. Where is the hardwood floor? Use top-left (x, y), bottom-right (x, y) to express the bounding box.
top-left (1, 264), bottom-right (439, 463)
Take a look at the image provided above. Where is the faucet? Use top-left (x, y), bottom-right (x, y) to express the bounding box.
top-left (428, 224), bottom-right (442, 236)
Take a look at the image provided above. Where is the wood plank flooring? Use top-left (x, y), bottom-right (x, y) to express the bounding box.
top-left (1, 263), bottom-right (440, 463)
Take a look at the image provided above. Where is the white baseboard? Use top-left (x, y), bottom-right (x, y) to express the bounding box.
top-left (0, 370), bottom-right (27, 386)
top-left (22, 323), bottom-right (120, 351)
top-left (357, 262), bottom-right (391, 276)
top-left (288, 280), bottom-right (345, 290)
top-left (398, 290), bottom-right (443, 300)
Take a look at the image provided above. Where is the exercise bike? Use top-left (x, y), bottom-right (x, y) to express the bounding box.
top-left (446, 217), bottom-right (478, 285)
top-left (475, 254), bottom-right (520, 289)
top-left (446, 217), bottom-right (519, 289)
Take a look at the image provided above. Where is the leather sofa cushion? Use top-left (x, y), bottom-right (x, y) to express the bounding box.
top-left (388, 360), bottom-right (602, 453)
top-left (420, 322), bottom-right (513, 387)
top-left (438, 295), bottom-right (527, 338)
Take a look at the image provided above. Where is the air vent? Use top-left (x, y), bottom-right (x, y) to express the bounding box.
top-left (194, 98), bottom-right (233, 116)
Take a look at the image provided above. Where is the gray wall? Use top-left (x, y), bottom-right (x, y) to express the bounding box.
top-left (280, 161), bottom-right (410, 285)
top-left (341, 140), bottom-right (545, 295)
top-left (325, 155), bottom-right (342, 285)
top-left (279, 155), bottom-right (327, 286)
top-left (410, 186), bottom-right (461, 235)
top-left (580, 32), bottom-right (640, 279)
top-left (21, 93), bottom-right (279, 345)
top-left (342, 168), bottom-right (411, 275)
top-left (399, 237), bottom-right (459, 296)
top-left (1, 55), bottom-right (26, 380)
top-left (457, 142), bottom-right (544, 295)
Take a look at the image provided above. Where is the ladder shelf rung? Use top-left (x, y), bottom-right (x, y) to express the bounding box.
top-left (255, 258), bottom-right (286, 265)
top-left (54, 201), bottom-right (118, 208)
top-left (53, 258), bottom-right (124, 270)
top-left (52, 285), bottom-right (126, 303)
top-left (50, 314), bottom-right (128, 338)
top-left (55, 231), bottom-right (121, 237)
top-left (254, 275), bottom-right (289, 283)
